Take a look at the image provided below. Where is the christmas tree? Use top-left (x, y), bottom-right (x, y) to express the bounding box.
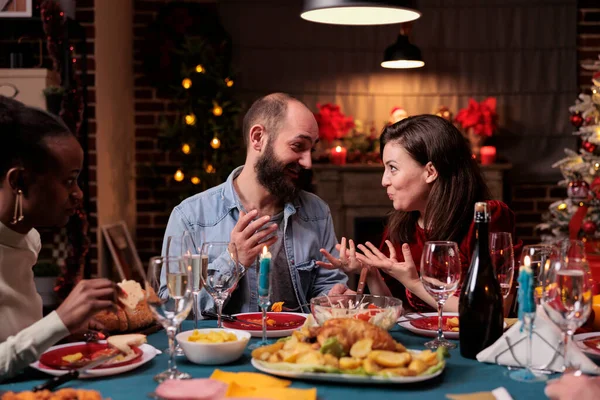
top-left (538, 55), bottom-right (600, 247)
top-left (156, 37), bottom-right (243, 202)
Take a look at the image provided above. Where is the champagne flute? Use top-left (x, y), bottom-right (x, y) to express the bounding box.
top-left (490, 232), bottom-right (515, 300)
top-left (165, 232), bottom-right (193, 356)
top-left (201, 242), bottom-right (241, 328)
top-left (542, 256), bottom-right (593, 375)
top-left (147, 256), bottom-right (193, 382)
top-left (420, 241), bottom-right (462, 350)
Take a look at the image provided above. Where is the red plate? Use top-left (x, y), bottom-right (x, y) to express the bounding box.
top-left (39, 342), bottom-right (143, 370)
top-left (409, 316), bottom-right (458, 332)
top-left (583, 336), bottom-right (600, 351)
top-left (222, 312), bottom-right (306, 331)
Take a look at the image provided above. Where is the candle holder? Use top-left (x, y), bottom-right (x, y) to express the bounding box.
top-left (250, 246), bottom-right (272, 349)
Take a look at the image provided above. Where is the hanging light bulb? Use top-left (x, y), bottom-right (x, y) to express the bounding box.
top-left (185, 113), bottom-right (196, 126)
top-left (182, 78), bottom-right (192, 89)
top-left (381, 23), bottom-right (424, 69)
top-left (212, 103), bottom-right (223, 117)
top-left (210, 137), bottom-right (221, 149)
top-left (195, 64), bottom-right (205, 73)
top-left (181, 143), bottom-right (191, 154)
top-left (205, 164), bottom-right (216, 174)
top-left (225, 78), bottom-right (234, 87)
top-left (174, 169), bottom-right (185, 182)
top-left (191, 176), bottom-right (201, 185)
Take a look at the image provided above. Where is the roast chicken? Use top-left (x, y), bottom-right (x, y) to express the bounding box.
top-left (308, 318), bottom-right (398, 353)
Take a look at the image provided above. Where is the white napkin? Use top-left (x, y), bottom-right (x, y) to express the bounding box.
top-left (492, 387), bottom-right (514, 400)
top-left (477, 306), bottom-right (600, 374)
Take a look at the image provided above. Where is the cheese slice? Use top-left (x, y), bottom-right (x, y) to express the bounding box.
top-left (118, 279), bottom-right (145, 309)
top-left (107, 333), bottom-right (146, 354)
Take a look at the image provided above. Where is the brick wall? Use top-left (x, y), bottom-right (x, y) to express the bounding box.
top-left (511, 2), bottom-right (600, 246)
top-left (64, 0), bottom-right (600, 266)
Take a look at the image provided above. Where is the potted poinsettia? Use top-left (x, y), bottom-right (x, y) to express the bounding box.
top-left (455, 97), bottom-right (498, 157)
top-left (313, 103), bottom-right (355, 164)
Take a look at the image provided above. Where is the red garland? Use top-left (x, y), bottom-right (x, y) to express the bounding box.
top-left (455, 97), bottom-right (498, 137)
top-left (314, 103), bottom-right (355, 142)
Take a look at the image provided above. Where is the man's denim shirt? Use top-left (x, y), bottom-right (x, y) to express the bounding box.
top-left (159, 166), bottom-right (347, 314)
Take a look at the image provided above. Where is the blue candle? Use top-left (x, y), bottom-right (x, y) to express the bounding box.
top-left (518, 256), bottom-right (536, 321)
top-left (259, 246), bottom-right (271, 297)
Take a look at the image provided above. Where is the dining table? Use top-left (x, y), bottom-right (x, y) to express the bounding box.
top-left (0, 320), bottom-right (552, 400)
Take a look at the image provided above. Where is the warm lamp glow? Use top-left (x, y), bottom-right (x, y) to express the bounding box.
top-left (174, 170), bottom-right (184, 182)
top-left (182, 78), bottom-right (192, 89)
top-left (301, 2), bottom-right (420, 26)
top-left (381, 59), bottom-right (424, 69)
top-left (210, 137), bottom-right (221, 149)
top-left (191, 176), bottom-right (200, 185)
top-left (185, 114), bottom-right (196, 125)
top-left (181, 143), bottom-right (191, 154)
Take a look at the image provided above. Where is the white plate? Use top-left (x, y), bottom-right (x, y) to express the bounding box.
top-left (30, 342), bottom-right (159, 378)
top-left (397, 312), bottom-right (460, 340)
top-left (574, 332), bottom-right (600, 361)
top-left (251, 351), bottom-right (444, 384)
top-left (222, 312), bottom-right (308, 338)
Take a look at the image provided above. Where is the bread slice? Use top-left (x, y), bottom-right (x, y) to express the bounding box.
top-left (107, 333), bottom-right (146, 354)
top-left (117, 280), bottom-right (145, 310)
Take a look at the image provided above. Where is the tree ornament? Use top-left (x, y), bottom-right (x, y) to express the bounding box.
top-left (567, 179), bottom-right (590, 200)
top-left (570, 112), bottom-right (584, 128)
top-left (582, 220), bottom-right (597, 235)
top-left (583, 141), bottom-right (597, 153)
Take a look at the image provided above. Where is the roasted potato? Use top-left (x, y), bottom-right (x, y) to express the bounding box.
top-left (350, 339), bottom-right (373, 359)
top-left (362, 358), bottom-right (381, 374)
top-left (251, 341), bottom-right (284, 360)
top-left (408, 359), bottom-right (428, 375)
top-left (380, 367), bottom-right (417, 377)
top-left (339, 357), bottom-right (362, 370)
top-left (296, 351), bottom-right (325, 366)
top-left (371, 351), bottom-right (412, 368)
top-left (416, 350), bottom-right (438, 366)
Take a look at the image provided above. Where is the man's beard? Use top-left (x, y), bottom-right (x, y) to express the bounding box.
top-left (255, 141), bottom-right (302, 204)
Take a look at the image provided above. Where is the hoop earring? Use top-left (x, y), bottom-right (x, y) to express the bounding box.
top-left (11, 190), bottom-right (24, 225)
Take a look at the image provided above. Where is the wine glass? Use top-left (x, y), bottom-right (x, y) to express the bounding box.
top-left (557, 239), bottom-right (586, 261)
top-left (147, 256), bottom-right (193, 382)
top-left (420, 241), bottom-right (462, 350)
top-left (490, 232), bottom-right (515, 300)
top-left (165, 232), bottom-right (194, 355)
top-left (509, 243), bottom-right (557, 382)
top-left (541, 256), bottom-right (593, 375)
top-left (201, 242), bottom-right (241, 328)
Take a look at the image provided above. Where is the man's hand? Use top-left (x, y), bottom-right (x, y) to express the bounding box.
top-left (230, 209), bottom-right (278, 267)
top-left (328, 283), bottom-right (357, 296)
top-left (56, 279), bottom-right (118, 333)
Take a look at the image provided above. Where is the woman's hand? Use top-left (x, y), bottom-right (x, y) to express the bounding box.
top-left (56, 279), bottom-right (118, 333)
top-left (328, 283), bottom-right (357, 296)
top-left (356, 240), bottom-right (420, 290)
top-left (317, 237), bottom-right (363, 275)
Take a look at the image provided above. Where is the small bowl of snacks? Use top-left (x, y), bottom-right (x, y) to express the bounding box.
top-left (176, 328), bottom-right (251, 365)
top-left (310, 294), bottom-right (403, 331)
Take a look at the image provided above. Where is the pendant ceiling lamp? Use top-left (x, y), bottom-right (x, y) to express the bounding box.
top-left (381, 23), bottom-right (424, 69)
top-left (301, 0), bottom-right (420, 26)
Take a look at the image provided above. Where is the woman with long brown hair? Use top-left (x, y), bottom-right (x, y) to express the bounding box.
top-left (320, 114), bottom-right (520, 312)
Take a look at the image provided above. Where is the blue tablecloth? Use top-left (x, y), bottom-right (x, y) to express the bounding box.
top-left (1, 320), bottom-right (551, 399)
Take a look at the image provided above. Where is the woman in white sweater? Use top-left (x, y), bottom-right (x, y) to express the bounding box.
top-left (0, 96), bottom-right (118, 379)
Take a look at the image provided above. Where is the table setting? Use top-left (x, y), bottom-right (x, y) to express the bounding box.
top-left (2, 238), bottom-right (599, 400)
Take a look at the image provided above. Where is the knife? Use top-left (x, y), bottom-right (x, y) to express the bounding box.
top-left (201, 311), bottom-right (263, 327)
top-left (32, 350), bottom-right (120, 392)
